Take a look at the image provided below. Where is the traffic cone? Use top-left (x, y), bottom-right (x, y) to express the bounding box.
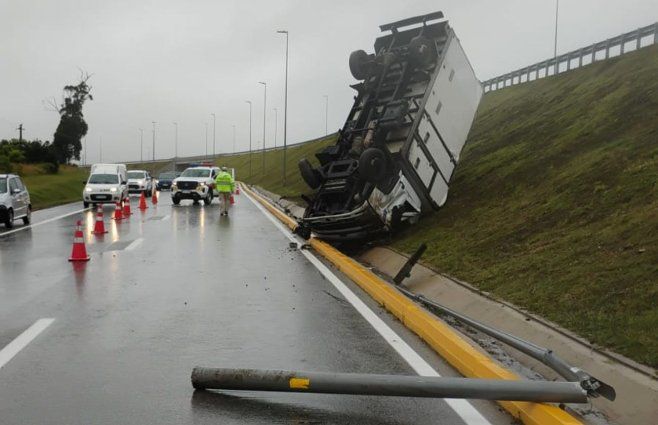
top-left (230, 194), bottom-right (235, 205)
top-left (92, 204), bottom-right (108, 234)
top-left (123, 196), bottom-right (132, 216)
top-left (113, 201), bottom-right (124, 220)
top-left (139, 191), bottom-right (148, 210)
top-left (69, 220), bottom-right (90, 262)
top-left (151, 187), bottom-right (158, 204)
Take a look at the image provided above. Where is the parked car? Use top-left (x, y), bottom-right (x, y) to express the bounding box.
top-left (171, 166), bottom-right (220, 205)
top-left (156, 171), bottom-right (177, 191)
top-left (0, 174), bottom-right (31, 228)
top-left (83, 163), bottom-right (128, 208)
top-left (127, 170), bottom-right (153, 195)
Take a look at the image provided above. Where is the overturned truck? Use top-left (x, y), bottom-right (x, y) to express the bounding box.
top-left (297, 12), bottom-right (482, 241)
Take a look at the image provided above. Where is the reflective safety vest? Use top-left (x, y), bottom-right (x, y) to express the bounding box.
top-left (214, 171), bottom-right (234, 193)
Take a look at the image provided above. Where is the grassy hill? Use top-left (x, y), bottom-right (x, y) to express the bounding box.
top-left (20, 165), bottom-right (89, 210)
top-left (394, 45), bottom-right (658, 367)
top-left (230, 45), bottom-right (658, 367)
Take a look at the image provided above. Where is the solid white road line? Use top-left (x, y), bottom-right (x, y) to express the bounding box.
top-left (0, 318), bottom-right (55, 370)
top-left (243, 190), bottom-right (492, 425)
top-left (125, 237), bottom-right (144, 251)
top-left (0, 208), bottom-right (88, 238)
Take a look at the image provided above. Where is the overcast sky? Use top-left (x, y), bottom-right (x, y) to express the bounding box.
top-left (1, 0), bottom-right (657, 163)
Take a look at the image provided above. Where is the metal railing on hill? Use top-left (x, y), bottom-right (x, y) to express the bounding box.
top-left (483, 22), bottom-right (658, 93)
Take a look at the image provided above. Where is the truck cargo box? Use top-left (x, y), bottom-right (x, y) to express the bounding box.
top-left (297, 11), bottom-right (482, 241)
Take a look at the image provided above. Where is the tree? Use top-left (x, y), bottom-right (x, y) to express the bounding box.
top-left (52, 72), bottom-right (93, 164)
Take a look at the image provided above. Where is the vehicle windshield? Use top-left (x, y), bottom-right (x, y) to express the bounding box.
top-left (180, 168), bottom-right (210, 178)
top-left (0, 178), bottom-right (6, 193)
top-left (127, 171), bottom-right (146, 179)
top-left (88, 174), bottom-right (119, 184)
top-left (159, 172), bottom-right (175, 179)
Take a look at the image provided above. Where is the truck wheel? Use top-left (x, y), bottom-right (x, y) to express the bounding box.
top-left (349, 49), bottom-right (371, 80)
top-left (204, 192), bottom-right (213, 205)
top-left (409, 36), bottom-right (436, 67)
top-left (83, 201), bottom-right (89, 208)
top-left (299, 158), bottom-right (321, 189)
top-left (4, 209), bottom-right (13, 229)
top-left (172, 195), bottom-right (180, 205)
top-left (359, 148), bottom-right (387, 183)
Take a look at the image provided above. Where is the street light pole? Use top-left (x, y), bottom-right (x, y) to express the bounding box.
top-left (211, 113), bottom-right (216, 158)
top-left (205, 122), bottom-right (208, 160)
top-left (139, 128), bottom-right (143, 162)
top-left (173, 122), bottom-right (178, 172)
top-left (554, 0), bottom-right (559, 74)
top-left (277, 30), bottom-right (289, 185)
top-left (246, 100), bottom-right (253, 178)
top-left (232, 125), bottom-right (236, 153)
top-left (258, 81), bottom-right (267, 173)
top-left (323, 94), bottom-right (329, 136)
top-left (273, 107), bottom-right (278, 149)
top-left (99, 136), bottom-right (103, 163)
top-left (152, 121), bottom-right (156, 161)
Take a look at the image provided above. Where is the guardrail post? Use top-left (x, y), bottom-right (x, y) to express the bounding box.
top-left (636, 28), bottom-right (642, 49)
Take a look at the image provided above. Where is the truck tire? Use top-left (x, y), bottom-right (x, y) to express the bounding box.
top-left (203, 192), bottom-right (213, 205)
top-left (408, 36), bottom-right (436, 67)
top-left (172, 195), bottom-right (180, 205)
top-left (349, 49), bottom-right (371, 80)
top-left (299, 158), bottom-right (321, 189)
top-left (359, 148), bottom-right (387, 183)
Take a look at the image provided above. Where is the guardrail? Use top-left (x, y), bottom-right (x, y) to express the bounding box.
top-left (483, 22), bottom-right (658, 93)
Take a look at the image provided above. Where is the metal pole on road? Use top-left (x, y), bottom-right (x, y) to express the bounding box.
top-left (258, 81), bottom-right (267, 173)
top-left (245, 100), bottom-right (253, 178)
top-left (277, 30), bottom-right (289, 185)
top-left (151, 121), bottom-right (156, 161)
top-left (211, 113), bottom-right (216, 158)
top-left (191, 368), bottom-right (588, 403)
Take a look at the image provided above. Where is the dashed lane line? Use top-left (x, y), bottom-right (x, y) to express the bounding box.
top-left (0, 319), bottom-right (55, 370)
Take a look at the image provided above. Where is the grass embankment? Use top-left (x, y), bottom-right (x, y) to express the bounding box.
top-left (20, 165), bottom-right (89, 210)
top-left (393, 45), bottom-right (658, 367)
top-left (215, 134), bottom-right (337, 201)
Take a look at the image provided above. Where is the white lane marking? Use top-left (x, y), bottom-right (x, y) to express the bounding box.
top-left (161, 215), bottom-right (170, 221)
top-left (243, 191), bottom-right (491, 425)
top-left (125, 238), bottom-right (144, 251)
top-left (0, 208), bottom-right (88, 238)
top-left (0, 318), bottom-right (55, 370)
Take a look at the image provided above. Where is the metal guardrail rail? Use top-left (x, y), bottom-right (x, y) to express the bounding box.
top-left (483, 22), bottom-right (658, 92)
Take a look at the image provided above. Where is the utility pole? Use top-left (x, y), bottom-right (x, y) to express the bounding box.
top-left (273, 108), bottom-right (278, 148)
top-left (83, 137), bottom-right (86, 166)
top-left (554, 0), bottom-right (559, 74)
top-left (99, 136), bottom-right (103, 163)
top-left (259, 81), bottom-right (267, 173)
top-left (139, 128), bottom-right (144, 162)
top-left (232, 125), bottom-right (236, 153)
top-left (211, 113), bottom-right (216, 158)
top-left (277, 30), bottom-right (289, 185)
top-left (323, 95), bottom-right (329, 136)
top-left (173, 122), bottom-right (178, 171)
top-left (17, 124), bottom-right (24, 143)
top-left (245, 100), bottom-right (253, 178)
top-left (152, 121), bottom-right (156, 161)
top-left (205, 122), bottom-right (208, 160)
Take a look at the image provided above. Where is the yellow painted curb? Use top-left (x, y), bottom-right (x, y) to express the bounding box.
top-left (243, 183), bottom-right (582, 425)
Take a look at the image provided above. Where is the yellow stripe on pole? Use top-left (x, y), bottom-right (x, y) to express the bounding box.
top-left (289, 377), bottom-right (310, 390)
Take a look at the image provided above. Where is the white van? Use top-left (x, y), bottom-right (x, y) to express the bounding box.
top-left (83, 163), bottom-right (128, 208)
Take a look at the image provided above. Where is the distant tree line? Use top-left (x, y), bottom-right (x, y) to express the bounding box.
top-left (0, 138), bottom-right (59, 174)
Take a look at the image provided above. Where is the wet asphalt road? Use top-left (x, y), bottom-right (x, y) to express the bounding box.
top-left (0, 194), bottom-right (507, 425)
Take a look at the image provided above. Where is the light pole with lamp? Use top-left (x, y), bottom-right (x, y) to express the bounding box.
top-left (277, 29), bottom-right (289, 185)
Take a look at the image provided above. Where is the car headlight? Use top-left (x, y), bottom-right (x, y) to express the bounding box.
top-left (110, 187), bottom-right (118, 193)
top-left (85, 186), bottom-right (92, 192)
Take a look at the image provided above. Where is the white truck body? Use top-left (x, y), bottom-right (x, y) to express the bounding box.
top-left (83, 163), bottom-right (128, 207)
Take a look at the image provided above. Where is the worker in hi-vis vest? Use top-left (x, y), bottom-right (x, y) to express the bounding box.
top-left (214, 167), bottom-right (235, 216)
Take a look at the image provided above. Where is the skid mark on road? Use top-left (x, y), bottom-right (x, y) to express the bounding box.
top-left (0, 319), bottom-right (55, 370)
top-left (243, 190), bottom-right (492, 425)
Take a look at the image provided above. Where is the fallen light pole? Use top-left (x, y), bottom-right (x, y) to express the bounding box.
top-left (394, 285), bottom-right (616, 401)
top-left (191, 367), bottom-right (588, 403)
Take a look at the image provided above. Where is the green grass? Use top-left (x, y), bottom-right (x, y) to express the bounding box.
top-left (215, 134), bottom-right (338, 202)
top-left (21, 165), bottom-right (89, 210)
top-left (392, 45), bottom-right (658, 368)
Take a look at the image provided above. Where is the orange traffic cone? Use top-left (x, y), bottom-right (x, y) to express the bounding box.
top-left (139, 191), bottom-right (148, 210)
top-left (92, 204), bottom-right (108, 234)
top-left (123, 196), bottom-right (132, 216)
top-left (113, 201), bottom-right (124, 220)
top-left (230, 194), bottom-right (235, 205)
top-left (151, 188), bottom-right (158, 204)
top-left (69, 220), bottom-right (90, 262)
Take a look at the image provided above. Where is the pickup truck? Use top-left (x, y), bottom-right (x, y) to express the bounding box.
top-left (296, 11), bottom-right (482, 241)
